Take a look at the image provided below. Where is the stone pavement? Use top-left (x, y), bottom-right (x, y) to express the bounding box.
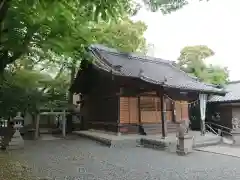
top-left (196, 145), bottom-right (240, 158)
top-left (13, 135), bottom-right (240, 180)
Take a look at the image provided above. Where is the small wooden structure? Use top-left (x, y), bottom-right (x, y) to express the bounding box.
top-left (70, 44), bottom-right (225, 137)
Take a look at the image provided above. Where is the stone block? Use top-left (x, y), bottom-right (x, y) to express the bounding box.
top-left (231, 130), bottom-right (240, 146)
top-left (167, 141), bottom-right (177, 153)
top-left (176, 135), bottom-right (194, 156)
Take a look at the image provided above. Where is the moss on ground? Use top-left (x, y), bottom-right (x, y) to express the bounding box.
top-left (0, 151), bottom-right (35, 180)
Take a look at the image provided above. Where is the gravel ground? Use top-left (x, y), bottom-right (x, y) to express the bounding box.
top-left (13, 135), bottom-right (240, 180)
top-left (0, 151), bottom-right (33, 180)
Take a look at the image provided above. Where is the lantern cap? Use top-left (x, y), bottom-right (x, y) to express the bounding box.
top-left (12, 112), bottom-right (24, 121)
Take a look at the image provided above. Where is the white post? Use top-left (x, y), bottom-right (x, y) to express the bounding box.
top-left (62, 110), bottom-right (66, 137)
top-left (24, 112), bottom-right (32, 126)
top-left (199, 94), bottom-right (207, 136)
top-left (35, 114), bottom-right (40, 140)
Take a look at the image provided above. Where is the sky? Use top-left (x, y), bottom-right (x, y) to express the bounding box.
top-left (133, 0), bottom-right (240, 81)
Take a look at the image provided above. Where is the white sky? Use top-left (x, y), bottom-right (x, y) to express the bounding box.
top-left (133, 0), bottom-right (240, 81)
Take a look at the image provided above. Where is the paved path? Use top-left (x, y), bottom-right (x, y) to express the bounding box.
top-left (13, 135), bottom-right (240, 180)
top-left (196, 145), bottom-right (240, 158)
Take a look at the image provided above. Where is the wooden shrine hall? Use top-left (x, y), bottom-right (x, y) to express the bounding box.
top-left (70, 44), bottom-right (225, 137)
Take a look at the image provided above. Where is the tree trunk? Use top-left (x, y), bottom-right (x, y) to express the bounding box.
top-left (0, 0), bottom-right (11, 25)
top-left (68, 65), bottom-right (76, 105)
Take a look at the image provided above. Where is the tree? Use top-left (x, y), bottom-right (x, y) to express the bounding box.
top-left (0, 56), bottom-right (70, 118)
top-left (0, 0), bottom-right (211, 116)
top-left (177, 45), bottom-right (229, 85)
top-left (0, 0), bottom-right (204, 71)
top-left (205, 65), bottom-right (229, 85)
top-left (0, 16), bottom-right (147, 117)
top-left (93, 18), bottom-right (147, 53)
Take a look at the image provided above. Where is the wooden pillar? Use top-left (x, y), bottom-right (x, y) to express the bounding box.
top-left (117, 91), bottom-right (121, 135)
top-left (172, 101), bottom-right (176, 122)
top-left (35, 114), bottom-right (40, 140)
top-left (160, 91), bottom-right (167, 138)
top-left (137, 95), bottom-right (141, 133)
top-left (62, 110), bottom-right (66, 137)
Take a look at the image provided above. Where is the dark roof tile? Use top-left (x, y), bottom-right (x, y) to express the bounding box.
top-left (88, 44), bottom-right (225, 95)
top-left (209, 81), bottom-right (240, 102)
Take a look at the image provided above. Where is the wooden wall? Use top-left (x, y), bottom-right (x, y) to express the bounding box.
top-left (82, 95), bottom-right (118, 132)
top-left (207, 103), bottom-right (233, 130)
top-left (80, 68), bottom-right (119, 132)
top-left (175, 101), bottom-right (189, 122)
top-left (218, 105), bottom-right (232, 129)
top-left (118, 97), bottom-right (139, 133)
top-left (119, 95), bottom-right (189, 135)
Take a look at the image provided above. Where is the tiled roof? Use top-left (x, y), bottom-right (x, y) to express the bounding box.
top-left (209, 81), bottom-right (240, 102)
top-left (87, 44), bottom-right (225, 95)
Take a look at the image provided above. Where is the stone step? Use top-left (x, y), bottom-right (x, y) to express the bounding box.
top-left (73, 131), bottom-right (141, 148)
top-left (111, 139), bottom-right (140, 148)
top-left (193, 137), bottom-right (222, 148)
top-left (140, 138), bottom-right (168, 151)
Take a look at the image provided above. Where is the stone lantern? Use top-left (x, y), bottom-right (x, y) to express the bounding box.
top-left (8, 112), bottom-right (24, 149)
top-left (12, 112), bottom-right (24, 130)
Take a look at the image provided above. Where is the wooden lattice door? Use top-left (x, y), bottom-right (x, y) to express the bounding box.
top-left (140, 96), bottom-right (161, 124)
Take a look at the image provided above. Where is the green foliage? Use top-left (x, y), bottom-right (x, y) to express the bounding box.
top-left (0, 0), bottom-right (212, 116)
top-left (205, 65), bottom-right (229, 85)
top-left (143, 0), bottom-right (188, 13)
top-left (92, 19), bottom-right (147, 53)
top-left (0, 5), bottom-right (148, 117)
top-left (0, 0), bottom-right (197, 71)
top-left (177, 45), bottom-right (229, 85)
top-left (0, 68), bottom-right (69, 117)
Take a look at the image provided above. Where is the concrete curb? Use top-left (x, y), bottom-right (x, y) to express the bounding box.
top-left (73, 132), bottom-right (140, 148)
top-left (73, 131), bottom-right (223, 153)
top-left (75, 132), bottom-right (112, 147)
top-left (195, 148), bottom-right (240, 159)
top-left (193, 141), bottom-right (221, 148)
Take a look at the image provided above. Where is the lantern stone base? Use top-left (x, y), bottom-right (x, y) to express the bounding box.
top-left (176, 135), bottom-right (194, 156)
top-left (8, 130), bottom-right (24, 150)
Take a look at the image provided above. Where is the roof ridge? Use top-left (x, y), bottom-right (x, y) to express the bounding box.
top-left (89, 44), bottom-right (222, 93)
top-left (160, 59), bottom-right (208, 85)
top-left (90, 44), bottom-right (174, 65)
